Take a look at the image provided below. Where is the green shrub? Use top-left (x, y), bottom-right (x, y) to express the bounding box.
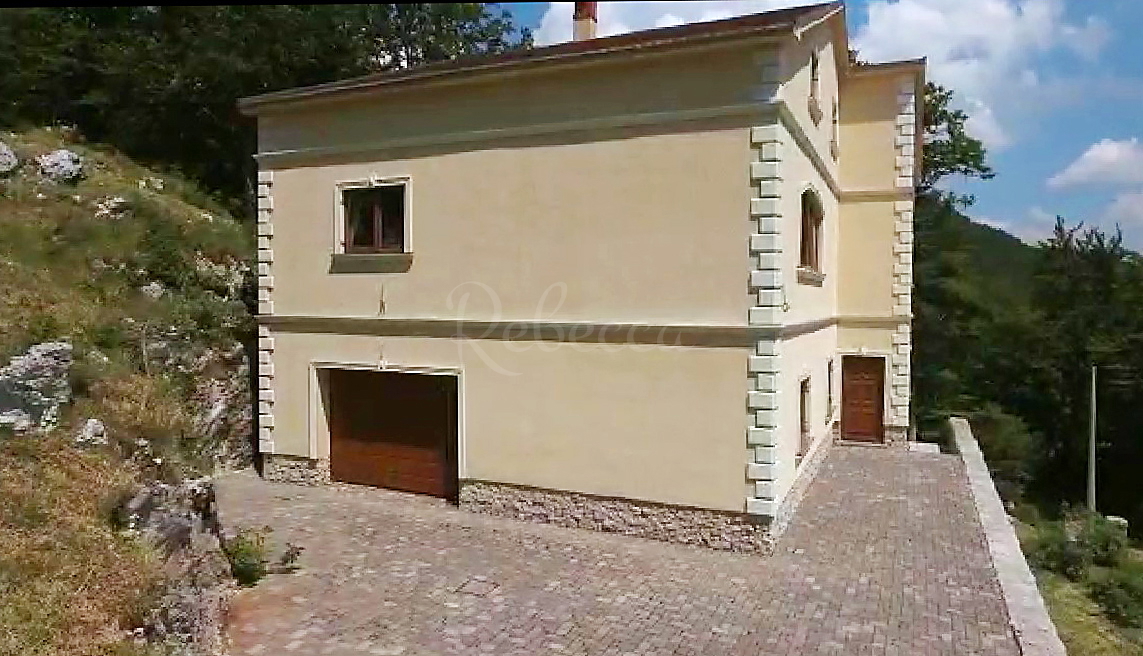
top-left (969, 404), bottom-right (1039, 500)
top-left (1026, 509), bottom-right (1132, 582)
top-left (223, 527), bottom-right (271, 586)
top-left (1088, 562), bottom-right (1143, 628)
top-left (1076, 513), bottom-right (1131, 568)
top-left (1028, 522), bottom-right (1091, 581)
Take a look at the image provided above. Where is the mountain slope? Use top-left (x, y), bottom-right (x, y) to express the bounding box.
top-left (0, 127), bottom-right (254, 655)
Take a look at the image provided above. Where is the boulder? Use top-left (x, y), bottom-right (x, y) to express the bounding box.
top-left (36, 148), bottom-right (84, 184)
top-left (140, 281), bottom-right (166, 299)
top-left (0, 341), bottom-right (72, 431)
top-left (0, 141), bottom-right (17, 175)
top-left (0, 409), bottom-right (33, 433)
top-left (94, 195), bottom-right (128, 220)
top-left (123, 477), bottom-right (234, 656)
top-left (75, 417), bottom-right (108, 446)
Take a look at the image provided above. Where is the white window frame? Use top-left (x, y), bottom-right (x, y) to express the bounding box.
top-left (333, 175), bottom-right (413, 255)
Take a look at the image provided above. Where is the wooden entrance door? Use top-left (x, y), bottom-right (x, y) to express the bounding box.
top-left (841, 356), bottom-right (884, 443)
top-left (329, 369), bottom-right (458, 500)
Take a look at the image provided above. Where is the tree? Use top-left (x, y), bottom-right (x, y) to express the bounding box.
top-left (0, 5), bottom-right (531, 214)
top-left (910, 83), bottom-right (1002, 430)
top-left (920, 82), bottom-right (994, 198)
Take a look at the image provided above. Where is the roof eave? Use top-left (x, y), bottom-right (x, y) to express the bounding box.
top-left (238, 2), bottom-right (843, 116)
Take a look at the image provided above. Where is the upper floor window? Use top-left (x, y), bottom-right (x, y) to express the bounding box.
top-left (830, 99), bottom-right (840, 160)
top-left (808, 50), bottom-right (823, 125)
top-left (799, 189), bottom-right (824, 274)
top-left (343, 183), bottom-right (406, 253)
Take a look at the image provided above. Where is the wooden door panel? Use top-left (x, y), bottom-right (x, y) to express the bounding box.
top-left (328, 369), bottom-right (457, 499)
top-left (841, 356), bottom-right (884, 442)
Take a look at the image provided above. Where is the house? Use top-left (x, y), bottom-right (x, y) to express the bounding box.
top-left (238, 1), bottom-right (923, 552)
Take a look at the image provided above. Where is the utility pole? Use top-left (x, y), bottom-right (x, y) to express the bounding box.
top-left (1088, 364), bottom-right (1097, 513)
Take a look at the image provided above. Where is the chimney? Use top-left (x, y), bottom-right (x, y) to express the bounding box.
top-left (573, 2), bottom-right (598, 41)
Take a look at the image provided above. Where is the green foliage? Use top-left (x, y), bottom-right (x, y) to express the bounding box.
top-left (921, 82), bottom-right (994, 201)
top-left (1028, 521), bottom-right (1093, 581)
top-left (0, 5), bottom-right (530, 213)
top-left (224, 527), bottom-right (271, 586)
top-left (1089, 562), bottom-right (1143, 629)
top-left (1025, 510), bottom-right (1131, 583)
top-left (969, 404), bottom-right (1040, 501)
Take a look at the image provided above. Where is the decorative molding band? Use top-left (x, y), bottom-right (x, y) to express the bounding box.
top-left (890, 76), bottom-right (916, 428)
top-left (256, 171), bottom-right (276, 455)
top-left (255, 100), bottom-right (781, 167)
top-left (262, 315), bottom-right (761, 347)
top-left (836, 315), bottom-right (906, 330)
top-left (460, 480), bottom-right (772, 554)
top-left (746, 116), bottom-right (784, 519)
top-left (257, 314), bottom-right (903, 347)
top-left (840, 188), bottom-right (911, 202)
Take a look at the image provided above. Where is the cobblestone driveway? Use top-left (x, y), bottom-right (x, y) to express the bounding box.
top-left (218, 446), bottom-right (1019, 655)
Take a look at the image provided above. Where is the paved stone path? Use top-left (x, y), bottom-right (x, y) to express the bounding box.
top-left (217, 446), bottom-right (1019, 655)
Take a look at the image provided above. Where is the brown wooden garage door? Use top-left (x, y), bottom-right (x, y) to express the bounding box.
top-left (328, 368), bottom-right (458, 500)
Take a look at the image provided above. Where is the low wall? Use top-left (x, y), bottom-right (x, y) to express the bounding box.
top-left (950, 417), bottom-right (1067, 656)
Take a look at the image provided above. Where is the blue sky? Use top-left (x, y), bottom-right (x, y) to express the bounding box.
top-left (504, 1), bottom-right (1143, 249)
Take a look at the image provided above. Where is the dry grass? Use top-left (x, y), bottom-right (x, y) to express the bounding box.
top-left (0, 434), bottom-right (162, 656)
top-left (1039, 570), bottom-right (1143, 656)
top-left (0, 127), bottom-right (254, 655)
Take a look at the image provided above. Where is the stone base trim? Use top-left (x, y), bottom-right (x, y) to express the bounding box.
top-left (770, 427), bottom-right (835, 542)
top-left (885, 424), bottom-right (908, 444)
top-left (951, 417), bottom-right (1067, 656)
top-left (262, 454), bottom-right (330, 486)
top-left (459, 480), bottom-right (773, 554)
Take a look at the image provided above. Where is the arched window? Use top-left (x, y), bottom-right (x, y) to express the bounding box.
top-left (800, 189), bottom-right (824, 272)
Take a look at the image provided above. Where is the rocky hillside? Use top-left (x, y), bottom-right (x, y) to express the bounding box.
top-left (0, 128), bottom-right (254, 655)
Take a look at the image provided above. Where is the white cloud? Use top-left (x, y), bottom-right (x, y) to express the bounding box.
top-left (1061, 15), bottom-right (1112, 61)
top-left (534, 1), bottom-right (806, 47)
top-left (534, 0), bottom-right (1111, 151)
top-left (1103, 190), bottom-right (1143, 226)
top-left (1047, 138), bottom-right (1143, 189)
top-left (852, 0), bottom-right (1112, 150)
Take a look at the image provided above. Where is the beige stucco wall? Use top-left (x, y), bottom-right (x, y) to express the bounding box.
top-left (837, 326), bottom-right (894, 352)
top-left (259, 44), bottom-right (779, 156)
top-left (838, 74), bottom-right (900, 192)
top-left (268, 331), bottom-right (749, 512)
top-left (779, 27), bottom-right (840, 184)
top-left (778, 122), bottom-right (840, 325)
top-left (773, 326), bottom-right (838, 501)
top-left (838, 199), bottom-right (897, 317)
top-left (267, 121), bottom-right (754, 324)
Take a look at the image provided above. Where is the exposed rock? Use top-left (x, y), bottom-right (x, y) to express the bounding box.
top-left (94, 195), bottom-right (128, 220)
top-left (0, 409), bottom-right (33, 433)
top-left (75, 417), bottom-right (108, 446)
top-left (189, 343), bottom-right (253, 469)
top-left (140, 281), bottom-right (166, 299)
top-left (0, 141), bottom-right (17, 175)
top-left (36, 148), bottom-right (84, 183)
top-left (0, 341), bottom-right (73, 431)
top-left (138, 176), bottom-right (165, 191)
top-left (123, 477), bottom-right (233, 656)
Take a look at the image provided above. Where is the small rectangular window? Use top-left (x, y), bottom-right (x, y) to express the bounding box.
top-left (826, 360), bottom-right (834, 420)
top-left (798, 378), bottom-right (812, 457)
top-left (344, 184), bottom-right (405, 253)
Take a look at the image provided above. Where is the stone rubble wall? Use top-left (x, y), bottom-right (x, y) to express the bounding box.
top-left (459, 480), bottom-right (773, 554)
